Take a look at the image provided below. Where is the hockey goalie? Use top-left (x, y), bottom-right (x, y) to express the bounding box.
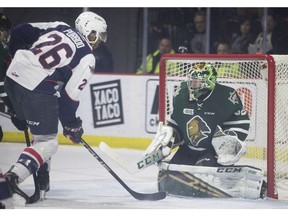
top-left (144, 64), bottom-right (267, 199)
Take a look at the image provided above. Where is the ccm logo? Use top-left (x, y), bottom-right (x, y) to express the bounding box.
top-left (26, 120), bottom-right (40, 126)
top-left (216, 167), bottom-right (242, 173)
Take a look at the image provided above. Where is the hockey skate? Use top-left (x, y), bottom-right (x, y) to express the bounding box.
top-left (4, 172), bottom-right (29, 203)
top-left (37, 163), bottom-right (50, 201)
top-left (4, 172), bottom-right (20, 194)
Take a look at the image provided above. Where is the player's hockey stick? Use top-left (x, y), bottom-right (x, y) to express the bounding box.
top-left (99, 141), bottom-right (164, 174)
top-left (24, 128), bottom-right (40, 204)
top-left (80, 138), bottom-right (166, 201)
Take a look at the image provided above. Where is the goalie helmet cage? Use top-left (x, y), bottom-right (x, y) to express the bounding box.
top-left (159, 54), bottom-right (288, 200)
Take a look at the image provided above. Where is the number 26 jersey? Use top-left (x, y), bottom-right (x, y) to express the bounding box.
top-left (6, 22), bottom-right (95, 102)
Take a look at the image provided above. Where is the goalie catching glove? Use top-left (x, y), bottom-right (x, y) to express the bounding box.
top-left (62, 117), bottom-right (84, 144)
top-left (144, 122), bottom-right (177, 159)
top-left (212, 125), bottom-right (247, 166)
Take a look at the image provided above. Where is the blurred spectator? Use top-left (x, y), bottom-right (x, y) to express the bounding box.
top-left (216, 41), bottom-right (231, 54)
top-left (248, 13), bottom-right (277, 54)
top-left (184, 10), bottom-right (218, 54)
top-left (189, 10), bottom-right (218, 54)
top-left (231, 16), bottom-right (257, 54)
top-left (136, 37), bottom-right (175, 74)
top-left (190, 10), bottom-right (206, 53)
top-left (93, 43), bottom-right (114, 72)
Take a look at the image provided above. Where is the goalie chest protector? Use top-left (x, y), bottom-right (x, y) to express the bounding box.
top-left (171, 83), bottom-right (249, 150)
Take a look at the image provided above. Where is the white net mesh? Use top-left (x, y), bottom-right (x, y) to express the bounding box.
top-left (160, 54), bottom-right (288, 199)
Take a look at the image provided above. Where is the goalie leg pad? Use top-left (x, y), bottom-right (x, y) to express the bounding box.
top-left (158, 168), bottom-right (233, 198)
top-left (158, 162), bottom-right (265, 199)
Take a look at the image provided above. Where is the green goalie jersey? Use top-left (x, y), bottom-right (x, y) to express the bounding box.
top-left (168, 82), bottom-right (250, 153)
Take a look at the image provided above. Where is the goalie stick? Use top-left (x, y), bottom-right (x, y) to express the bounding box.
top-left (99, 142), bottom-right (164, 174)
top-left (80, 138), bottom-right (166, 201)
top-left (98, 122), bottom-right (175, 174)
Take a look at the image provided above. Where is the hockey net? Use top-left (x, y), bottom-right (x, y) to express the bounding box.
top-left (159, 54), bottom-right (288, 200)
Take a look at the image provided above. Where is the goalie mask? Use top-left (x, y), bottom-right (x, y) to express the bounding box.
top-left (75, 11), bottom-right (107, 49)
top-left (187, 64), bottom-right (217, 101)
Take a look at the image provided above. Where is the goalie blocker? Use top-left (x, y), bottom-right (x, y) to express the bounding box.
top-left (158, 162), bottom-right (267, 199)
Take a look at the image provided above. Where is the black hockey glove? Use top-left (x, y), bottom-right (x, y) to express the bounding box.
top-left (63, 117), bottom-right (84, 144)
top-left (10, 112), bottom-right (27, 131)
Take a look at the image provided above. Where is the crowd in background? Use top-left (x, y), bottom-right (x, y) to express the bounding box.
top-left (135, 8), bottom-right (288, 74)
top-left (1, 8), bottom-right (288, 74)
top-left (146, 8), bottom-right (288, 56)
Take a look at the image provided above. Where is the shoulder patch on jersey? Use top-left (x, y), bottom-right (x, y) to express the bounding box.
top-left (228, 91), bottom-right (239, 105)
top-left (183, 108), bottom-right (194, 115)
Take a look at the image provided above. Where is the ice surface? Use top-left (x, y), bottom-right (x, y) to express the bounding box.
top-left (1, 142), bottom-right (288, 215)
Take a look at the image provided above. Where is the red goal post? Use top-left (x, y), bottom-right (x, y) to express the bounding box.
top-left (159, 54), bottom-right (288, 199)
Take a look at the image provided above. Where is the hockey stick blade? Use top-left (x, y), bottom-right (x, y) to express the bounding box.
top-left (99, 142), bottom-right (132, 173)
top-left (80, 139), bottom-right (166, 201)
top-left (99, 141), bottom-right (164, 174)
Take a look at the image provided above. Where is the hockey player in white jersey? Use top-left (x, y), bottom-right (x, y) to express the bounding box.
top-left (3, 11), bottom-right (107, 203)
